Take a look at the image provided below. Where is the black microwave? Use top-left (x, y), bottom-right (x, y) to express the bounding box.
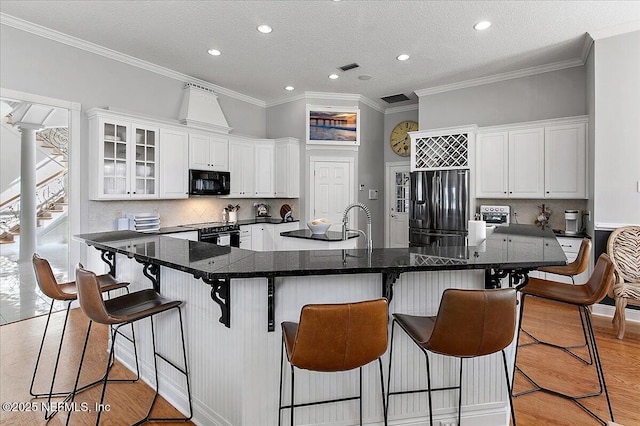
top-left (189, 170), bottom-right (230, 195)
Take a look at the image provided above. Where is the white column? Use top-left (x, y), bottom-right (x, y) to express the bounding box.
top-left (15, 123), bottom-right (41, 262)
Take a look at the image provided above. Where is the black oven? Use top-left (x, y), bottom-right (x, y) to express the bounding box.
top-left (189, 170), bottom-right (230, 196)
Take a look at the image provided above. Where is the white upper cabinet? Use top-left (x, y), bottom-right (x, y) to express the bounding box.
top-left (229, 139), bottom-right (255, 197)
top-left (544, 123), bottom-right (587, 198)
top-left (189, 133), bottom-right (229, 171)
top-left (228, 138), bottom-right (300, 198)
top-left (274, 138), bottom-right (300, 198)
top-left (159, 128), bottom-right (189, 199)
top-left (254, 141), bottom-right (274, 197)
top-left (476, 117), bottom-right (587, 199)
top-left (508, 127), bottom-right (545, 198)
top-left (89, 111), bottom-right (160, 200)
top-left (476, 132), bottom-right (509, 197)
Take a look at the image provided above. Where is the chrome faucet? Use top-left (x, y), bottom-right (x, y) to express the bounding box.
top-left (342, 202), bottom-right (373, 251)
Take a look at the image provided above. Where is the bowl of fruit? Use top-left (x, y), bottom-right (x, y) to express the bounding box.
top-left (306, 218), bottom-right (331, 234)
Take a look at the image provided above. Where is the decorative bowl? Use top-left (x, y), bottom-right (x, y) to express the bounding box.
top-left (307, 218), bottom-right (331, 234)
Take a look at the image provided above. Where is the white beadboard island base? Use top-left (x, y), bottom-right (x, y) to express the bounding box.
top-left (110, 258), bottom-right (512, 426)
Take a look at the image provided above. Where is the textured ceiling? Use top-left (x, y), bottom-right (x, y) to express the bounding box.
top-left (1, 1), bottom-right (639, 108)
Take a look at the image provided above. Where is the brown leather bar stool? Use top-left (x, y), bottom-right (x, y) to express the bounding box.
top-left (386, 288), bottom-right (517, 426)
top-left (69, 265), bottom-right (192, 425)
top-left (278, 298), bottom-right (388, 426)
top-left (513, 254), bottom-right (616, 424)
top-left (30, 253), bottom-right (131, 419)
top-left (520, 238), bottom-right (592, 361)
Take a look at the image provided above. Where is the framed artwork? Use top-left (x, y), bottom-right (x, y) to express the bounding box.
top-left (306, 105), bottom-right (360, 146)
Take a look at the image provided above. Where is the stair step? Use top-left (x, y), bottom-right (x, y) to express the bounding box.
top-left (45, 209), bottom-right (64, 213)
top-left (40, 143), bottom-right (55, 148)
top-left (37, 216), bottom-right (53, 220)
top-left (0, 239), bottom-right (16, 245)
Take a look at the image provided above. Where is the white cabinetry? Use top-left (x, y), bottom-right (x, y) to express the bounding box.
top-left (89, 111), bottom-right (160, 200)
top-left (254, 141), bottom-right (274, 197)
top-left (544, 123), bottom-right (587, 198)
top-left (508, 128), bottom-right (545, 198)
top-left (189, 133), bottom-right (229, 171)
top-left (274, 138), bottom-right (300, 198)
top-left (229, 139), bottom-right (255, 197)
top-left (159, 129), bottom-right (189, 199)
top-left (476, 117), bottom-right (587, 199)
top-left (239, 226), bottom-right (252, 249)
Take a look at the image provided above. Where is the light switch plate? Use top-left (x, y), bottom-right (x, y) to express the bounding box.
top-left (360, 184), bottom-right (365, 191)
top-left (368, 189), bottom-right (378, 200)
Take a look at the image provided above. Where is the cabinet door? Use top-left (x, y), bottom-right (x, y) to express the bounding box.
top-left (254, 143), bottom-right (274, 197)
top-left (131, 124), bottom-right (159, 198)
top-left (159, 129), bottom-right (189, 199)
top-left (251, 224), bottom-right (265, 251)
top-left (508, 128), bottom-right (544, 198)
top-left (210, 135), bottom-right (229, 171)
top-left (476, 132), bottom-right (509, 198)
top-left (229, 141), bottom-right (245, 197)
top-left (544, 123), bottom-right (586, 199)
top-left (189, 133), bottom-right (212, 170)
top-left (274, 140), bottom-right (300, 198)
top-left (99, 119), bottom-right (130, 199)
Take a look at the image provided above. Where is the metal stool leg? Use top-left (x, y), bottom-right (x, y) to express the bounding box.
top-left (501, 350), bottom-right (516, 426)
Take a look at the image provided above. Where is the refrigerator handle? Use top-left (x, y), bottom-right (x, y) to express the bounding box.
top-left (415, 172), bottom-right (425, 204)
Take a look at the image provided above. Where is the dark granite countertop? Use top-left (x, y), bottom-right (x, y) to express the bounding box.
top-left (280, 229), bottom-right (359, 241)
top-left (75, 224), bottom-right (566, 280)
top-left (236, 218), bottom-right (300, 226)
top-left (552, 230), bottom-right (591, 239)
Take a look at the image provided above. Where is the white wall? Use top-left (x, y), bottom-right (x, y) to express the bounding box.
top-left (593, 30), bottom-right (640, 226)
top-left (383, 108), bottom-right (419, 164)
top-left (586, 44), bottom-right (596, 236)
top-left (418, 66), bottom-right (587, 129)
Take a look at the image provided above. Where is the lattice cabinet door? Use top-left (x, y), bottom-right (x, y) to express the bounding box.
top-left (410, 130), bottom-right (473, 171)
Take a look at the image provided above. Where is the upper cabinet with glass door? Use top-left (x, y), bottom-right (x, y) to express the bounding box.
top-left (88, 109), bottom-right (159, 200)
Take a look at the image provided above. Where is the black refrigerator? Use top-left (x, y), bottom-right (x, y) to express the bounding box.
top-left (409, 169), bottom-right (469, 247)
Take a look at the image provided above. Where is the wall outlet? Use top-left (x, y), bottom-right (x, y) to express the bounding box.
top-left (359, 184), bottom-right (365, 191)
top-left (437, 421), bottom-right (457, 426)
top-left (368, 189), bottom-right (378, 200)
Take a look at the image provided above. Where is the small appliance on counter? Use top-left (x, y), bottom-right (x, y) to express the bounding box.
top-left (565, 210), bottom-right (581, 235)
top-left (254, 203), bottom-right (270, 218)
top-left (480, 205), bottom-right (510, 226)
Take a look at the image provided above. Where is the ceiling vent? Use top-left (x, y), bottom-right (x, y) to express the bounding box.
top-left (381, 93), bottom-right (411, 104)
top-left (339, 63), bottom-right (360, 72)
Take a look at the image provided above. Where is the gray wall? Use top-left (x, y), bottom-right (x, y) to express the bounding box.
top-left (383, 108), bottom-right (419, 164)
top-left (266, 97), bottom-right (385, 248)
top-left (593, 30), bottom-right (640, 226)
top-left (586, 44), bottom-right (596, 236)
top-left (418, 66), bottom-right (587, 129)
top-left (1, 24), bottom-right (267, 233)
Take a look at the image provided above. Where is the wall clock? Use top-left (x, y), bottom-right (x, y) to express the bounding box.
top-left (390, 120), bottom-right (418, 157)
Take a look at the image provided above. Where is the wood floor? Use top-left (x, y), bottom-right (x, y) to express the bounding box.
top-left (0, 298), bottom-right (638, 425)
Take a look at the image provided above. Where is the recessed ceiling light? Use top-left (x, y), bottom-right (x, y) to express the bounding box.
top-left (474, 21), bottom-right (491, 31)
top-left (257, 24), bottom-right (273, 34)
top-left (207, 49), bottom-right (221, 56)
top-left (328, 74), bottom-right (339, 80)
top-left (358, 74), bottom-right (372, 81)
top-left (284, 86), bottom-right (295, 91)
top-left (396, 54), bottom-right (410, 61)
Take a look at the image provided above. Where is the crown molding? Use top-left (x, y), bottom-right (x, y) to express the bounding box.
top-left (384, 104), bottom-right (419, 115)
top-left (0, 13), bottom-right (266, 108)
top-left (580, 34), bottom-right (594, 63)
top-left (415, 57), bottom-right (584, 97)
top-left (588, 20), bottom-right (640, 40)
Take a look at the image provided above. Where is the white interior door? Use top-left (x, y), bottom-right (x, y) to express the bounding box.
top-left (386, 163), bottom-right (410, 248)
top-left (311, 160), bottom-right (353, 231)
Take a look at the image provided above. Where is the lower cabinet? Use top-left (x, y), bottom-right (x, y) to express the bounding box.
top-left (239, 226), bottom-right (252, 249)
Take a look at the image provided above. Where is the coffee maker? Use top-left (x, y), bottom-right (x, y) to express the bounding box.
top-left (565, 210), bottom-right (580, 235)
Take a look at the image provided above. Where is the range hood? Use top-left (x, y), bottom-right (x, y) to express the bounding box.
top-left (178, 83), bottom-right (232, 134)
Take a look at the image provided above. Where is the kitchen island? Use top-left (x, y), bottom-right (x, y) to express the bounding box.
top-left (76, 225), bottom-right (566, 426)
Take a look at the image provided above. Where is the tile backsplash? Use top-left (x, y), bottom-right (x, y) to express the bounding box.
top-left (87, 198), bottom-right (300, 232)
top-left (477, 199), bottom-right (589, 232)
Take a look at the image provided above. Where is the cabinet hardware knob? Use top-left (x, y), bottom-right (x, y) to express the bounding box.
top-left (546, 191), bottom-right (550, 193)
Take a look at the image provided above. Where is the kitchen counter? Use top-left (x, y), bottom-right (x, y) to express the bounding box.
top-left (76, 223), bottom-right (565, 426)
top-left (236, 217), bottom-right (299, 225)
top-left (553, 229), bottom-right (591, 239)
top-left (279, 229), bottom-right (359, 241)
